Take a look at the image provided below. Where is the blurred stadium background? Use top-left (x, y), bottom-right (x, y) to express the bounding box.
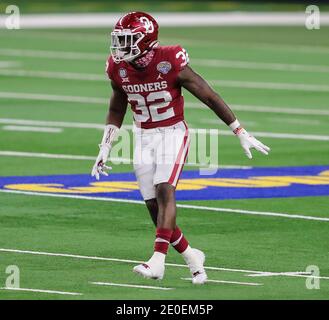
top-left (0, 0), bottom-right (328, 299)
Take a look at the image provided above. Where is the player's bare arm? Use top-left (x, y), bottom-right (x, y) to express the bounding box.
top-left (178, 65), bottom-right (271, 159)
top-left (91, 81), bottom-right (128, 180)
top-left (178, 65), bottom-right (236, 125)
top-left (106, 80), bottom-right (128, 127)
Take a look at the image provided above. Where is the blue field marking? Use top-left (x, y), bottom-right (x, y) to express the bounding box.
top-left (0, 165), bottom-right (328, 201)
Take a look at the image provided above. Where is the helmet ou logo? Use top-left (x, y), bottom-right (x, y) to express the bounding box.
top-left (139, 17), bottom-right (154, 33)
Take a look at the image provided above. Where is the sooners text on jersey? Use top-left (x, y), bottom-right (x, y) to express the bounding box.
top-left (106, 45), bottom-right (189, 129)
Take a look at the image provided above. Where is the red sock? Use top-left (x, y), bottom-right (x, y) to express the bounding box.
top-left (170, 226), bottom-right (189, 253)
top-left (154, 228), bottom-right (173, 255)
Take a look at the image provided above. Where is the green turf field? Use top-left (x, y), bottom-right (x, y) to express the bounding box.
top-left (0, 25), bottom-right (329, 299)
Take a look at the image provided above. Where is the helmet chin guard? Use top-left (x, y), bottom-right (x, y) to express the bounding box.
top-left (110, 12), bottom-right (159, 63)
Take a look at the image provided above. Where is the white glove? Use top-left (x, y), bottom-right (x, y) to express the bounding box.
top-left (91, 144), bottom-right (112, 180)
top-left (229, 120), bottom-right (270, 159)
top-left (91, 124), bottom-right (119, 180)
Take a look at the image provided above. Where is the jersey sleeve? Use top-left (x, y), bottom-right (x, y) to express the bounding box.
top-left (172, 45), bottom-right (190, 72)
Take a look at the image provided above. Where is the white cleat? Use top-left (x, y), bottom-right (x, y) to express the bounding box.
top-left (192, 270), bottom-right (208, 285)
top-left (133, 263), bottom-right (164, 280)
top-left (184, 248), bottom-right (208, 285)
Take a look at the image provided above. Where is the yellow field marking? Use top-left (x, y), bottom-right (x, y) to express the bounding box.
top-left (4, 171), bottom-right (329, 194)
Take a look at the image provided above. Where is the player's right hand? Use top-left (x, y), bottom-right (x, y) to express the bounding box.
top-left (91, 144), bottom-right (112, 180)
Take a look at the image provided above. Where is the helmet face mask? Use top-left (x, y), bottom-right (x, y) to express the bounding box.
top-left (111, 29), bottom-right (144, 62)
top-left (110, 12), bottom-right (159, 63)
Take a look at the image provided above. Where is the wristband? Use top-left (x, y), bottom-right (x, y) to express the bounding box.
top-left (100, 124), bottom-right (119, 147)
top-left (229, 119), bottom-right (241, 131)
top-left (233, 127), bottom-right (244, 135)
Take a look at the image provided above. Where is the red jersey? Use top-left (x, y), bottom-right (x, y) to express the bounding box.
top-left (106, 45), bottom-right (189, 129)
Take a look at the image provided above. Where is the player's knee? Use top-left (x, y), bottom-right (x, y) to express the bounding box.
top-left (145, 198), bottom-right (157, 211)
top-left (156, 183), bottom-right (175, 204)
top-left (145, 198), bottom-right (157, 215)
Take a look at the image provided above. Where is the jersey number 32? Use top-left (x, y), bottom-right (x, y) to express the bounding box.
top-left (128, 90), bottom-right (174, 122)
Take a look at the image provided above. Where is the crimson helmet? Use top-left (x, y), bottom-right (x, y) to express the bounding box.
top-left (111, 12), bottom-right (159, 63)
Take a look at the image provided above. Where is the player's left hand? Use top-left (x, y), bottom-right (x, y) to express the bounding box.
top-left (234, 127), bottom-right (270, 159)
top-left (91, 144), bottom-right (112, 180)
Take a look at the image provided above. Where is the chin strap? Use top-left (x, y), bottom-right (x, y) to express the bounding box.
top-left (133, 50), bottom-right (155, 68)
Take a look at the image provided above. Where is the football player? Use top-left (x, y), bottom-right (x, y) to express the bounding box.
top-left (92, 12), bottom-right (270, 284)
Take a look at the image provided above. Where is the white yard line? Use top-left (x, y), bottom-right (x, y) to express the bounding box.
top-left (210, 80), bottom-right (329, 93)
top-left (0, 31), bottom-right (106, 42)
top-left (1, 55), bottom-right (329, 75)
top-left (1, 91), bottom-right (328, 117)
top-left (2, 35), bottom-right (329, 54)
top-left (0, 150), bottom-right (131, 164)
top-left (201, 117), bottom-right (321, 127)
top-left (0, 118), bottom-right (106, 130)
top-left (177, 38), bottom-right (329, 55)
top-left (181, 278), bottom-right (263, 286)
top-left (1, 12), bottom-right (329, 28)
top-left (189, 102), bottom-right (329, 116)
top-left (2, 47), bottom-right (329, 73)
top-left (2, 248), bottom-right (326, 282)
top-left (193, 59), bottom-right (329, 73)
top-left (266, 118), bottom-right (321, 126)
top-left (0, 118), bottom-right (314, 133)
top-left (223, 104), bottom-right (329, 116)
top-left (175, 202), bottom-right (329, 222)
top-left (0, 91), bottom-right (106, 104)
top-left (165, 38), bottom-right (329, 54)
top-left (0, 189), bottom-right (328, 223)
top-left (1, 117), bottom-right (328, 141)
top-left (247, 272), bottom-right (329, 280)
top-left (0, 61), bottom-right (20, 68)
top-left (0, 49), bottom-right (105, 61)
top-left (218, 130), bottom-right (329, 141)
top-left (200, 118), bottom-right (257, 127)
top-left (90, 282), bottom-right (173, 291)
top-left (0, 150), bottom-right (95, 161)
top-left (242, 42), bottom-right (329, 55)
top-left (0, 69), bottom-right (105, 81)
top-left (0, 286), bottom-right (82, 296)
top-left (0, 150), bottom-right (250, 169)
top-left (2, 125), bottom-right (63, 133)
top-left (247, 271), bottom-right (310, 277)
top-left (1, 67), bottom-right (328, 92)
top-left (0, 248), bottom-right (321, 278)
